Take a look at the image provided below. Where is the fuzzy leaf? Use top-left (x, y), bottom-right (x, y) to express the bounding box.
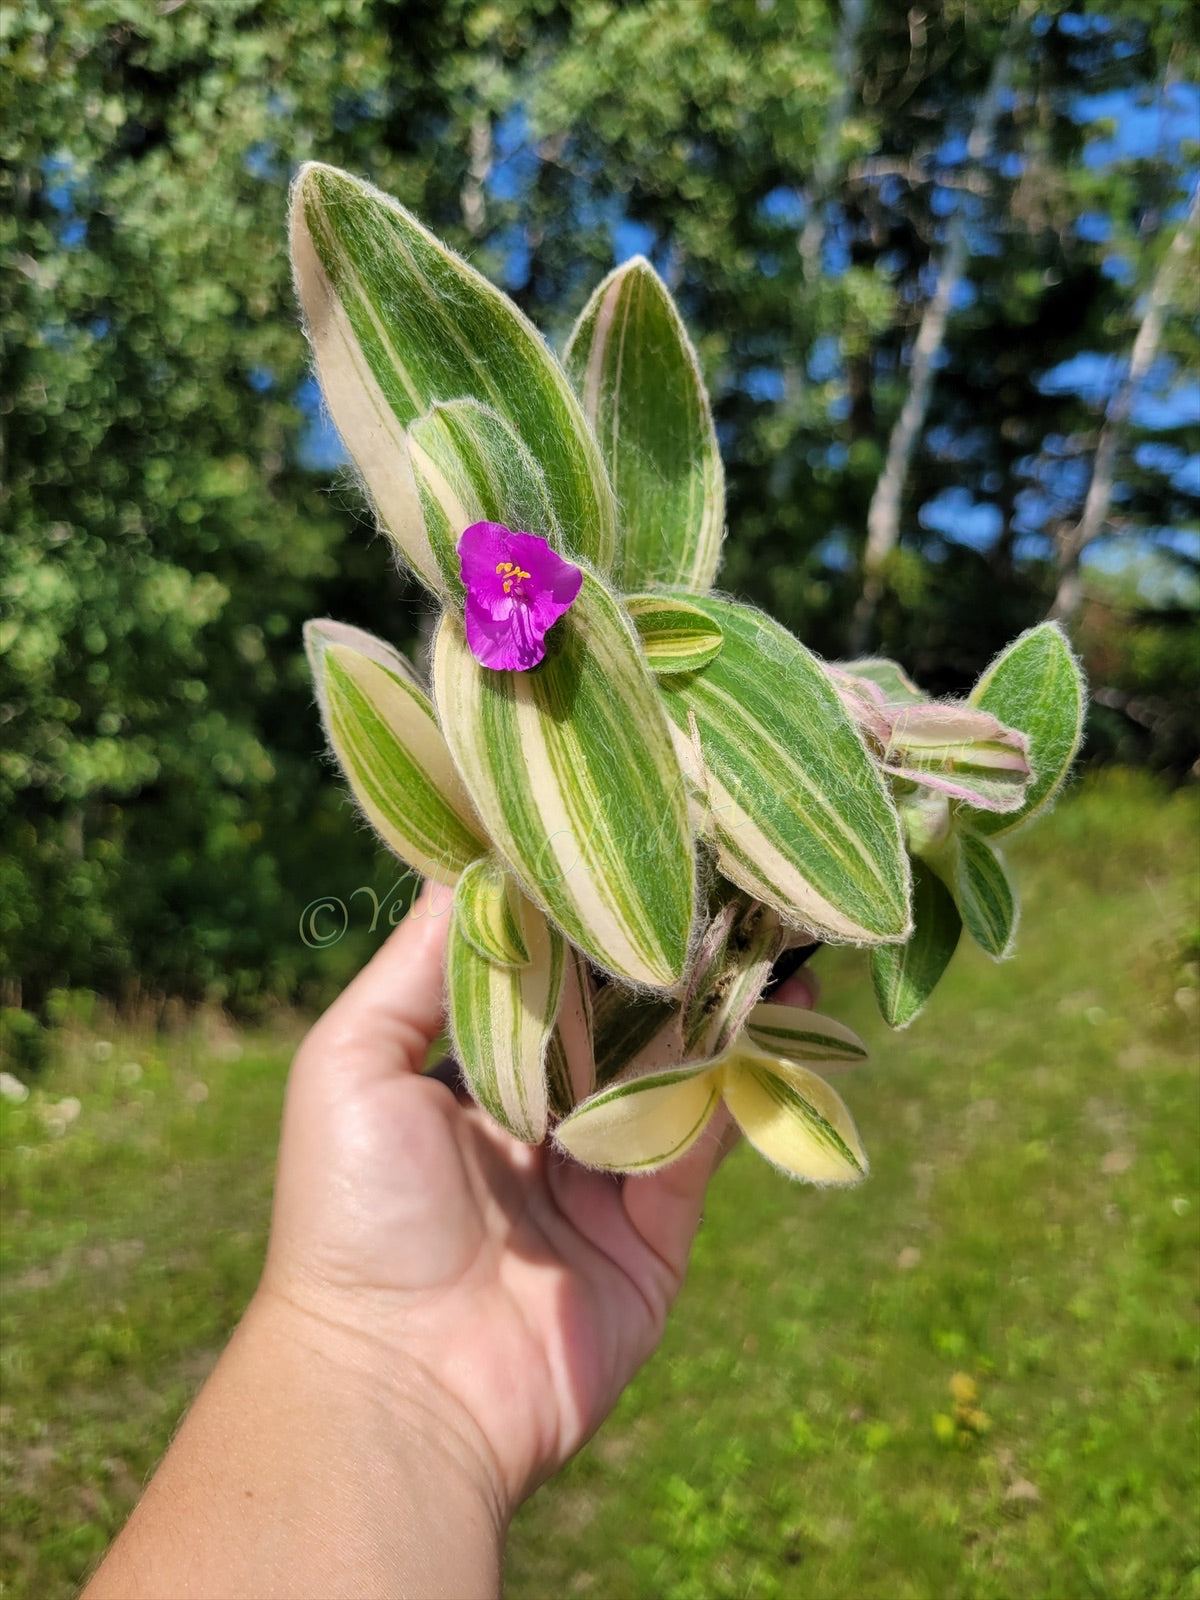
top-left (839, 657), bottom-right (926, 705)
top-left (657, 597), bottom-right (911, 944)
top-left (721, 1049), bottom-right (868, 1184)
top-left (554, 1062), bottom-right (722, 1172)
top-left (564, 257), bottom-right (723, 592)
top-left (407, 400), bottom-right (563, 597)
top-left (624, 594), bottom-right (724, 673)
top-left (305, 621), bottom-right (486, 881)
top-left (870, 858), bottom-right (962, 1028)
top-left (291, 163), bottom-right (616, 577)
top-left (452, 857), bottom-right (529, 966)
top-left (290, 200), bottom-right (437, 590)
top-left (743, 1005), bottom-right (869, 1064)
top-left (447, 894), bottom-right (565, 1143)
top-left (966, 623), bottom-right (1085, 837)
top-left (941, 830), bottom-right (1017, 959)
top-left (882, 703), bottom-right (1031, 812)
top-left (433, 573), bottom-right (695, 988)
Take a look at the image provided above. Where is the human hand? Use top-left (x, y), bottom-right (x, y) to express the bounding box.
top-left (85, 885), bottom-right (821, 1600)
top-left (260, 885), bottom-right (824, 1524)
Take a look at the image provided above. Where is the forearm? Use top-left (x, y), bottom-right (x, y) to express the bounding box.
top-left (83, 1291), bottom-right (506, 1600)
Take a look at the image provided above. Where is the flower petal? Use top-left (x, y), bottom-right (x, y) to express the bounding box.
top-left (458, 523), bottom-right (583, 672)
top-left (527, 568), bottom-right (583, 633)
top-left (464, 594), bottom-right (544, 671)
top-left (458, 521), bottom-right (511, 586)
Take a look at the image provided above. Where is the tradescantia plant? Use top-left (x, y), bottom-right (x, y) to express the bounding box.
top-left (292, 163), bottom-right (1085, 1184)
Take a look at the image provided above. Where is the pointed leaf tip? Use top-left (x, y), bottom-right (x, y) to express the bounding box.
top-left (564, 256), bottom-right (724, 592)
top-left (308, 624), bottom-right (486, 882)
top-left (291, 162), bottom-right (616, 575)
top-left (870, 858), bottom-right (962, 1028)
top-left (967, 622), bottom-right (1085, 837)
top-left (722, 1051), bottom-right (868, 1185)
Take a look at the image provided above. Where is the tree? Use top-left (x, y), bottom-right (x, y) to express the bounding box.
top-left (0, 0), bottom-right (572, 1007)
top-left (1050, 181), bottom-right (1200, 621)
top-left (849, 11), bottom-right (1023, 653)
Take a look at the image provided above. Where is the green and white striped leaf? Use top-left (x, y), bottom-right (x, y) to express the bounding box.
top-left (554, 1061), bottom-right (722, 1173)
top-left (452, 857), bottom-right (529, 967)
top-left (408, 400), bottom-right (563, 597)
top-left (305, 620), bottom-right (486, 882)
top-left (291, 163), bottom-right (617, 577)
top-left (937, 830), bottom-right (1017, 960)
top-left (564, 257), bottom-right (723, 593)
top-left (624, 594), bottom-right (724, 673)
top-left (433, 573), bottom-right (695, 988)
top-left (721, 1049), bottom-right (867, 1185)
top-left (656, 597), bottom-right (911, 944)
top-left (966, 623), bottom-right (1085, 837)
top-left (743, 1005), bottom-right (869, 1064)
top-left (290, 197), bottom-right (438, 590)
top-left (447, 894), bottom-right (565, 1143)
top-left (839, 657), bottom-right (926, 705)
top-left (869, 858), bottom-right (962, 1028)
top-left (545, 945), bottom-right (596, 1116)
top-left (882, 703), bottom-right (1031, 812)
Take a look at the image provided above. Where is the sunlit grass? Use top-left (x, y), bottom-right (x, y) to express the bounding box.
top-left (2, 771), bottom-right (1197, 1599)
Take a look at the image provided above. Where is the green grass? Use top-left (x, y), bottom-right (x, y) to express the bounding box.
top-left (2, 771), bottom-right (1198, 1599)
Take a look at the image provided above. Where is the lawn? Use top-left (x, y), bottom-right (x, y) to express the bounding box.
top-left (2, 770), bottom-right (1197, 1599)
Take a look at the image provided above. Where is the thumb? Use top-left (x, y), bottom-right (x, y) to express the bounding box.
top-left (298, 878), bottom-right (454, 1087)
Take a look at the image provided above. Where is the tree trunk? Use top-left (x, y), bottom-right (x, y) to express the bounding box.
top-left (460, 112), bottom-right (492, 239)
top-left (848, 35), bottom-right (1018, 655)
top-left (1049, 181), bottom-right (1200, 623)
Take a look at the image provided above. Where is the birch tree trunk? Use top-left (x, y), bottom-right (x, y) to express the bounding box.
top-left (848, 34), bottom-right (1018, 654)
top-left (799, 0), bottom-right (866, 280)
top-left (460, 111), bottom-right (493, 239)
top-left (1048, 181), bottom-right (1200, 623)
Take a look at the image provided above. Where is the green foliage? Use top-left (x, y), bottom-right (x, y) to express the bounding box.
top-left (2, 4), bottom-right (403, 1006)
top-left (0, 1), bottom-right (594, 1009)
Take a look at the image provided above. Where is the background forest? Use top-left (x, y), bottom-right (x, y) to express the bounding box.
top-left (2, 0), bottom-right (1198, 1015)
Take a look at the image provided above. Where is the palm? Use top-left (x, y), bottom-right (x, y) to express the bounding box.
top-left (369, 1079), bottom-right (706, 1503)
top-left (266, 914), bottom-right (725, 1507)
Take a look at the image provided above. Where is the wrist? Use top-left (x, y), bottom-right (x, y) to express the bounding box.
top-left (246, 1283), bottom-right (513, 1536)
top-left (87, 1286), bottom-right (507, 1600)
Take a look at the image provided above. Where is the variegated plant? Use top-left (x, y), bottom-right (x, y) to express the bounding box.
top-left (292, 163), bottom-right (1086, 1186)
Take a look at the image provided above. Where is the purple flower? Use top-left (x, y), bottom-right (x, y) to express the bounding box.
top-left (458, 522), bottom-right (583, 671)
